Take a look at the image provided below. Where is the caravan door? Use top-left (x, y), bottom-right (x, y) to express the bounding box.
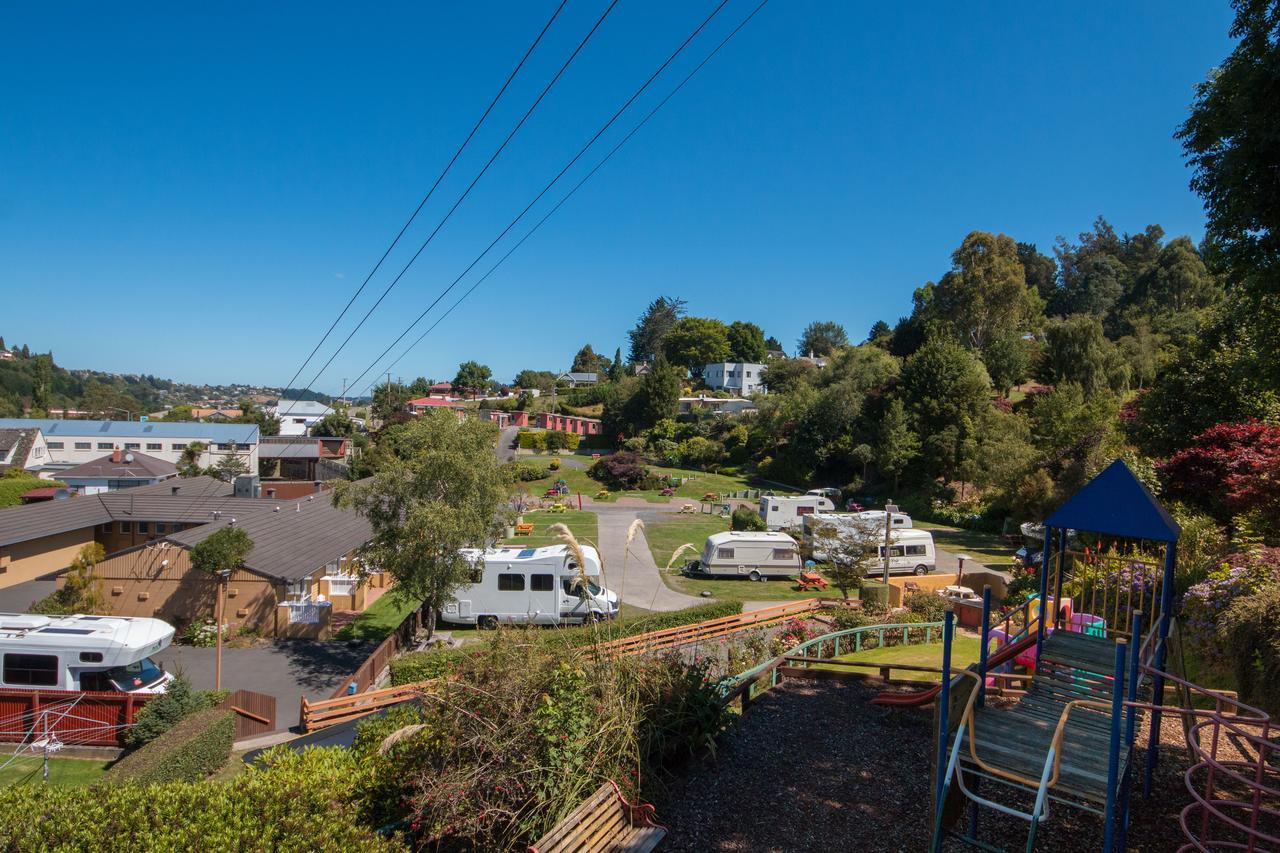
top-left (529, 572), bottom-right (558, 624)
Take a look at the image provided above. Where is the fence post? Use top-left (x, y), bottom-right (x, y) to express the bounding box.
top-left (1103, 639), bottom-right (1128, 853)
top-left (124, 693), bottom-right (134, 727)
top-left (934, 611), bottom-right (955, 816)
top-left (976, 586), bottom-right (992, 710)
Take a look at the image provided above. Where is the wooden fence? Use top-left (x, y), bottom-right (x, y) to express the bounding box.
top-left (328, 604), bottom-right (427, 700)
top-left (301, 681), bottom-right (436, 732)
top-left (227, 689), bottom-right (276, 740)
top-left (595, 598), bottom-right (836, 658)
top-left (0, 688), bottom-right (155, 748)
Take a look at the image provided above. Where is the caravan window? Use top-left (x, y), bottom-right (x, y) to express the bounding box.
top-left (905, 544), bottom-right (927, 556)
top-left (3, 653), bottom-right (58, 686)
top-left (530, 574), bottom-right (553, 592)
top-left (79, 652), bottom-right (104, 663)
top-left (796, 506), bottom-right (815, 516)
top-left (773, 548), bottom-right (796, 560)
top-left (717, 548), bottom-right (735, 560)
top-left (878, 545), bottom-right (906, 558)
top-left (497, 574), bottom-right (525, 592)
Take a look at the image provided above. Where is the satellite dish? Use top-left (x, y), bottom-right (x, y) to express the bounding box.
top-left (124, 453), bottom-right (134, 463)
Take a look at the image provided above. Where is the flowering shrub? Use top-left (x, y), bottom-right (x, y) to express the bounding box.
top-left (1184, 549), bottom-right (1279, 663)
top-left (181, 620), bottom-right (220, 647)
top-left (771, 617), bottom-right (819, 655)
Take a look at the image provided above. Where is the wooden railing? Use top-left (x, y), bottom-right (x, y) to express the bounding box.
top-left (595, 598), bottom-right (841, 658)
top-left (327, 603), bottom-right (426, 700)
top-left (300, 680), bottom-right (437, 732)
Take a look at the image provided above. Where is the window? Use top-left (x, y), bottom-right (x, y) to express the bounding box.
top-left (497, 574), bottom-right (525, 591)
top-left (905, 544), bottom-right (927, 557)
top-left (146, 443), bottom-right (162, 451)
top-left (286, 579), bottom-right (310, 602)
top-left (124, 443), bottom-right (140, 450)
top-left (745, 371), bottom-right (752, 378)
top-left (79, 652), bottom-right (104, 663)
top-left (75, 442), bottom-right (91, 450)
top-left (33, 446), bottom-right (43, 457)
top-left (879, 545), bottom-right (905, 558)
top-left (171, 443), bottom-right (186, 451)
top-left (717, 548), bottom-right (735, 560)
top-left (3, 653), bottom-right (58, 687)
top-left (154, 523), bottom-right (167, 535)
top-left (217, 443), bottom-right (239, 451)
top-left (772, 548), bottom-right (796, 560)
top-left (137, 522), bottom-right (150, 536)
top-left (46, 441), bottom-right (63, 450)
top-left (118, 522), bottom-right (132, 534)
top-left (98, 442), bottom-right (113, 450)
top-left (797, 506), bottom-right (816, 516)
top-left (530, 574), bottom-right (554, 592)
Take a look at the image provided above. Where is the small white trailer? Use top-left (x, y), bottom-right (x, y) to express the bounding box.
top-left (757, 495), bottom-right (836, 530)
top-left (689, 531), bottom-right (802, 581)
top-left (0, 613), bottom-right (175, 693)
top-left (442, 544), bottom-right (619, 629)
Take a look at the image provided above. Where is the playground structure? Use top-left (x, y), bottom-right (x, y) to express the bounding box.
top-left (927, 459), bottom-right (1277, 852)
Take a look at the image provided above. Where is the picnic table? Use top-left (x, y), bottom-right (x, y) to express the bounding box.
top-left (514, 523), bottom-right (535, 537)
top-left (678, 503), bottom-right (696, 514)
top-left (796, 571), bottom-right (828, 591)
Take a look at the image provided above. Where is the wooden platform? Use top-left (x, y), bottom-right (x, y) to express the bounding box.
top-left (957, 630), bottom-right (1136, 808)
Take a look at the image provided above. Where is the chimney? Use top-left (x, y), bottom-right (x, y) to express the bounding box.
top-left (170, 485), bottom-right (180, 495)
top-left (111, 448), bottom-right (122, 464)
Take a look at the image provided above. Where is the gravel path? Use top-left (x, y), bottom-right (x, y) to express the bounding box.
top-left (658, 678), bottom-right (1226, 852)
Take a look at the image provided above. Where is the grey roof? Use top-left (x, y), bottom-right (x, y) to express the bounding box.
top-left (167, 498), bottom-right (371, 581)
top-left (0, 418), bottom-right (259, 444)
top-left (259, 443), bottom-right (320, 459)
top-left (0, 429), bottom-right (31, 453)
top-left (58, 452), bottom-right (178, 480)
top-left (0, 497), bottom-right (114, 547)
top-left (557, 372), bottom-right (598, 382)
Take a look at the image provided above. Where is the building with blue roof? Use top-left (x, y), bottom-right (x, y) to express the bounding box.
top-left (0, 418), bottom-right (259, 473)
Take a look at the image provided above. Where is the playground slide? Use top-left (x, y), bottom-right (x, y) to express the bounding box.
top-left (871, 634), bottom-right (1038, 708)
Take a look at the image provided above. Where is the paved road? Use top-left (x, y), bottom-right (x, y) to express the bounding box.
top-left (593, 506), bottom-right (705, 612)
top-left (495, 426), bottom-right (519, 462)
top-left (155, 640), bottom-right (373, 731)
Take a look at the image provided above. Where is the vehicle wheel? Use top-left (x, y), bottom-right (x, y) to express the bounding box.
top-left (588, 611), bottom-right (606, 623)
top-left (478, 615), bottom-right (499, 630)
top-left (749, 570), bottom-right (762, 582)
top-left (913, 565), bottom-right (929, 576)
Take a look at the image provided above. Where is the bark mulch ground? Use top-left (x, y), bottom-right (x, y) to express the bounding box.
top-left (656, 678), bottom-right (1232, 852)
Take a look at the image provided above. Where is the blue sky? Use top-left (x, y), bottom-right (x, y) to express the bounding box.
top-left (1, 2), bottom-right (1233, 394)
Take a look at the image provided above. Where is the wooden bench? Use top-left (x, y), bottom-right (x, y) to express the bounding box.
top-left (514, 523), bottom-right (535, 536)
top-left (529, 780), bottom-right (665, 853)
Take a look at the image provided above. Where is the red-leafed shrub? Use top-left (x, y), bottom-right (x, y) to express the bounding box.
top-left (1159, 421), bottom-right (1280, 522)
top-left (588, 451), bottom-right (652, 490)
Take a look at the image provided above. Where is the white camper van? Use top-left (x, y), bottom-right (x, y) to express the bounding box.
top-left (0, 613), bottom-right (175, 693)
top-left (443, 544), bottom-right (619, 629)
top-left (876, 529), bottom-right (936, 575)
top-left (689, 531), bottom-right (802, 581)
top-left (758, 495), bottom-right (836, 530)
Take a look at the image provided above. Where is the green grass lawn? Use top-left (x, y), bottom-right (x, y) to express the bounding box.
top-left (333, 591), bottom-right (424, 643)
top-left (644, 513), bottom-right (845, 602)
top-left (501, 509), bottom-right (599, 548)
top-left (923, 524), bottom-right (1017, 569)
top-left (823, 633), bottom-right (982, 682)
top-left (0, 756), bottom-right (110, 787)
top-left (510, 461), bottom-right (786, 504)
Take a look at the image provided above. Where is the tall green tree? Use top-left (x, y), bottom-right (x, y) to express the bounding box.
top-left (726, 321), bottom-right (768, 362)
top-left (981, 331), bottom-right (1031, 396)
top-left (190, 527), bottom-right (254, 579)
top-left (608, 347), bottom-right (625, 382)
top-left (1040, 315), bottom-right (1130, 394)
top-left (796, 321), bottom-right (849, 357)
top-left (627, 296), bottom-right (686, 364)
top-left (177, 442), bottom-right (206, 477)
top-left (452, 361), bottom-right (492, 397)
top-left (661, 317), bottom-right (730, 377)
top-left (235, 400), bottom-right (281, 436)
top-left (372, 380), bottom-right (412, 421)
top-left (334, 411), bottom-right (506, 638)
top-left (1017, 242), bottom-right (1058, 302)
top-left (408, 377), bottom-right (433, 397)
top-left (631, 356), bottom-right (681, 431)
top-left (932, 231), bottom-right (1043, 350)
top-left (877, 398), bottom-right (919, 491)
top-left (896, 335), bottom-right (992, 484)
top-left (571, 344), bottom-right (602, 374)
top-left (866, 320), bottom-right (893, 349)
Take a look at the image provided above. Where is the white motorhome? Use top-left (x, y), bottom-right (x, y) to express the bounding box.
top-left (876, 529), bottom-right (936, 576)
top-left (758, 495), bottom-right (836, 530)
top-left (856, 509), bottom-right (913, 529)
top-left (802, 511), bottom-right (914, 559)
top-left (443, 544), bottom-right (619, 629)
top-left (689, 531), bottom-right (802, 581)
top-left (0, 613), bottom-right (175, 693)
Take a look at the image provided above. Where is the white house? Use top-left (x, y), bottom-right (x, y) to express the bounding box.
top-left (702, 362), bottom-right (767, 397)
top-left (271, 400), bottom-right (333, 436)
top-left (556, 372), bottom-right (599, 388)
top-left (0, 419), bottom-right (259, 473)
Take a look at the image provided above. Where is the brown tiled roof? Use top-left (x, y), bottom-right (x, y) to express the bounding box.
top-left (57, 451), bottom-right (178, 480)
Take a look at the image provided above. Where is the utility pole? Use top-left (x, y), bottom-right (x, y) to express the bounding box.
top-left (215, 568), bottom-right (230, 690)
top-left (882, 502), bottom-right (899, 584)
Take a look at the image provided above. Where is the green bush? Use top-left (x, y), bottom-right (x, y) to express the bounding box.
top-left (106, 705), bottom-right (234, 784)
top-left (829, 608), bottom-right (879, 631)
top-left (390, 647), bottom-right (470, 686)
top-left (124, 676), bottom-right (219, 747)
top-left (904, 591), bottom-right (951, 622)
top-left (517, 430), bottom-right (545, 450)
top-left (506, 461), bottom-right (549, 482)
top-left (1004, 569), bottom-right (1040, 607)
top-left (0, 476), bottom-right (68, 508)
top-left (0, 748), bottom-right (395, 852)
top-left (730, 505), bottom-right (767, 531)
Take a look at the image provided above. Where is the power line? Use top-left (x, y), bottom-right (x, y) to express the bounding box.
top-left (293, 0), bottom-right (623, 399)
top-left (276, 1), bottom-right (570, 400)
top-left (358, 0), bottom-right (773, 393)
top-left (341, 0), bottom-right (738, 397)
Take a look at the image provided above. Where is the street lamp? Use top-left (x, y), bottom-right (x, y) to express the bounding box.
top-left (882, 502), bottom-right (899, 584)
top-left (215, 568), bottom-right (231, 689)
top-left (955, 554), bottom-right (971, 589)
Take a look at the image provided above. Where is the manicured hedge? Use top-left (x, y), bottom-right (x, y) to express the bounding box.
top-left (106, 705), bottom-right (234, 784)
top-left (390, 647), bottom-right (470, 686)
top-left (0, 748), bottom-right (395, 852)
top-left (517, 430), bottom-right (582, 452)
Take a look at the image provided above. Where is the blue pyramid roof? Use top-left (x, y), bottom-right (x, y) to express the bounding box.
top-left (1044, 458), bottom-right (1180, 542)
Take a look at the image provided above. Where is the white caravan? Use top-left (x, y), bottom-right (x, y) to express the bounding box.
top-left (758, 495), bottom-right (836, 530)
top-left (690, 531), bottom-right (802, 581)
top-left (855, 510), bottom-right (913, 529)
top-left (0, 613), bottom-right (175, 693)
top-left (443, 544), bottom-right (619, 629)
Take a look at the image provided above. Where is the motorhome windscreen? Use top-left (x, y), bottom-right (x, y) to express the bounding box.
top-left (561, 578), bottom-right (601, 596)
top-left (105, 657), bottom-right (165, 692)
